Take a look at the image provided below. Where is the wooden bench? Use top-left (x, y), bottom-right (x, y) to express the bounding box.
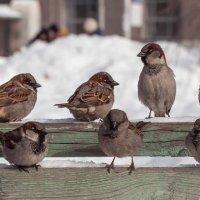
top-left (0, 120), bottom-right (199, 200)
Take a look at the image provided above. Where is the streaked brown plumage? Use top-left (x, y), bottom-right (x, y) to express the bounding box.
top-left (137, 43), bottom-right (176, 118)
top-left (0, 73), bottom-right (41, 122)
top-left (55, 72), bottom-right (119, 121)
top-left (185, 119), bottom-right (200, 163)
top-left (0, 121), bottom-right (48, 172)
top-left (98, 109), bottom-right (149, 174)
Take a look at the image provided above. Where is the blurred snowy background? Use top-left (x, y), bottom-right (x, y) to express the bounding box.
top-left (1, 35), bottom-right (200, 120)
top-left (0, 0), bottom-right (200, 120)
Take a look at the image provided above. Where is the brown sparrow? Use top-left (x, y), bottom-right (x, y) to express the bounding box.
top-left (0, 121), bottom-right (48, 172)
top-left (185, 119), bottom-right (200, 163)
top-left (55, 72), bottom-right (119, 121)
top-left (0, 73), bottom-right (41, 122)
top-left (137, 43), bottom-right (176, 118)
top-left (98, 109), bottom-right (149, 174)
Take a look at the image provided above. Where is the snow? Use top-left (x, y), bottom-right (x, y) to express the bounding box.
top-left (0, 57), bottom-right (6, 65)
top-left (137, 116), bottom-right (199, 123)
top-left (0, 157), bottom-right (198, 168)
top-left (0, 35), bottom-right (200, 121)
top-left (8, 116), bottom-right (198, 124)
top-left (0, 4), bottom-right (21, 19)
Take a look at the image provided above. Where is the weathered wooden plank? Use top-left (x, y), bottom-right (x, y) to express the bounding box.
top-left (0, 122), bottom-right (193, 157)
top-left (0, 167), bottom-right (200, 200)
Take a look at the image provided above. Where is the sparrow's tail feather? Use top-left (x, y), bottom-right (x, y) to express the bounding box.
top-left (54, 103), bottom-right (72, 108)
top-left (135, 121), bottom-right (151, 130)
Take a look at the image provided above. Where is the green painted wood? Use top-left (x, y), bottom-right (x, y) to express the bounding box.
top-left (0, 122), bottom-right (194, 157)
top-left (0, 167), bottom-right (199, 200)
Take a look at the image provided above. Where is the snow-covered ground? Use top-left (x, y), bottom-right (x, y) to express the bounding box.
top-left (1, 35), bottom-right (200, 120)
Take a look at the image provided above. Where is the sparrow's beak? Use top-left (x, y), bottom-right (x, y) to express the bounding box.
top-left (110, 80), bottom-right (119, 86)
top-left (111, 121), bottom-right (118, 130)
top-left (34, 83), bottom-right (42, 88)
top-left (137, 51), bottom-right (146, 57)
top-left (38, 129), bottom-right (48, 136)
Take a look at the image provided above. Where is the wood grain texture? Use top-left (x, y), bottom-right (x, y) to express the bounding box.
top-left (0, 122), bottom-right (194, 157)
top-left (0, 167), bottom-right (200, 200)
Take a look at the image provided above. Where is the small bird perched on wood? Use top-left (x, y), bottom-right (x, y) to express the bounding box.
top-left (185, 119), bottom-right (200, 163)
top-left (0, 73), bottom-right (41, 122)
top-left (98, 109), bottom-right (149, 174)
top-left (137, 43), bottom-right (176, 118)
top-left (0, 122), bottom-right (48, 172)
top-left (54, 72), bottom-right (119, 121)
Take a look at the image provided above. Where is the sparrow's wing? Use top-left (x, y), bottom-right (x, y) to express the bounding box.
top-left (128, 122), bottom-right (142, 136)
top-left (1, 129), bottom-right (22, 149)
top-left (68, 82), bottom-right (87, 103)
top-left (192, 132), bottom-right (200, 148)
top-left (0, 81), bottom-right (31, 107)
top-left (68, 81), bottom-right (112, 107)
top-left (185, 132), bottom-right (200, 160)
top-left (128, 122), bottom-right (136, 130)
top-left (80, 81), bottom-right (112, 106)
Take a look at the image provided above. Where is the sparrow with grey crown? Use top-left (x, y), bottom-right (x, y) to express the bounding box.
top-left (55, 72), bottom-right (119, 121)
top-left (137, 43), bottom-right (176, 118)
top-left (0, 122), bottom-right (48, 172)
top-left (98, 109), bottom-right (149, 174)
top-left (0, 73), bottom-right (41, 122)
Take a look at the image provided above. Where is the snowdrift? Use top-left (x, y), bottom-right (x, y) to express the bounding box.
top-left (0, 35), bottom-right (200, 120)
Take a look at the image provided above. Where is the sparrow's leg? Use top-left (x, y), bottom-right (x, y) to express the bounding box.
top-left (146, 109), bottom-right (152, 119)
top-left (106, 157), bottom-right (116, 173)
top-left (127, 157), bottom-right (135, 175)
top-left (16, 165), bottom-right (29, 173)
top-left (32, 164), bottom-right (41, 171)
top-left (166, 108), bottom-right (171, 117)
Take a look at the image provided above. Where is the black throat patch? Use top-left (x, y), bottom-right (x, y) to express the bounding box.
top-left (30, 135), bottom-right (46, 155)
top-left (144, 64), bottom-right (164, 75)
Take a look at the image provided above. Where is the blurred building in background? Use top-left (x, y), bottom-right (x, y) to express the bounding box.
top-left (0, 0), bottom-right (199, 56)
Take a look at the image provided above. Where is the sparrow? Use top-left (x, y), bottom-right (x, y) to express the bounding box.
top-left (98, 109), bottom-right (149, 174)
top-left (185, 118), bottom-right (200, 163)
top-left (55, 72), bottom-right (119, 121)
top-left (137, 43), bottom-right (176, 118)
top-left (0, 121), bottom-right (48, 172)
top-left (0, 73), bottom-right (41, 122)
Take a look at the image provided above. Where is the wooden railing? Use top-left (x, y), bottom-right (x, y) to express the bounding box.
top-left (0, 121), bottom-right (199, 200)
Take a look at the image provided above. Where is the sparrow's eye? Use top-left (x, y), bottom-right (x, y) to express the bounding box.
top-left (148, 49), bottom-right (153, 53)
top-left (31, 126), bottom-right (36, 130)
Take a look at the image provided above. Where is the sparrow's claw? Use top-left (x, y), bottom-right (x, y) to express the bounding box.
top-left (145, 116), bottom-right (153, 119)
top-left (16, 165), bottom-right (29, 173)
top-left (127, 157), bottom-right (135, 175)
top-left (105, 157), bottom-right (116, 173)
top-left (32, 164), bottom-right (41, 171)
top-left (105, 163), bottom-right (114, 173)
